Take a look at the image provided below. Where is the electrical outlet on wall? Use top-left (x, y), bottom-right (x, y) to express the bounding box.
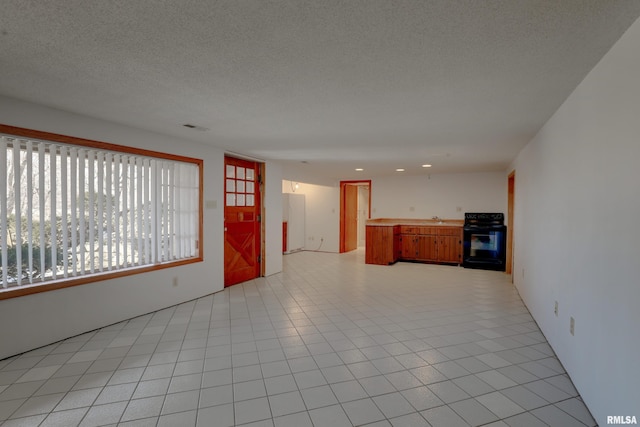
top-left (570, 317), bottom-right (575, 336)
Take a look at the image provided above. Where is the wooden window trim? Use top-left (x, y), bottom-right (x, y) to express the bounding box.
top-left (0, 124), bottom-right (204, 301)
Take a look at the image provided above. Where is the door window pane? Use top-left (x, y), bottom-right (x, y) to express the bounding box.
top-left (246, 194), bottom-right (255, 206)
top-left (246, 181), bottom-right (254, 193)
top-left (226, 193), bottom-right (236, 206)
top-left (226, 165), bottom-right (235, 178)
top-left (237, 194), bottom-right (246, 206)
top-left (226, 179), bottom-right (235, 193)
top-left (246, 168), bottom-right (254, 180)
top-left (236, 167), bottom-right (245, 180)
top-left (237, 180), bottom-right (245, 193)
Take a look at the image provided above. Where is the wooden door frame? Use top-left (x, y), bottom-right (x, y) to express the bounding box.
top-left (339, 180), bottom-right (372, 253)
top-left (259, 162), bottom-right (266, 277)
top-left (506, 170), bottom-right (515, 280)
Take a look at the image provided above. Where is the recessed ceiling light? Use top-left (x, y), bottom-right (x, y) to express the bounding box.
top-left (355, 168), bottom-right (364, 171)
top-left (396, 168), bottom-right (405, 172)
top-left (422, 164), bottom-right (432, 168)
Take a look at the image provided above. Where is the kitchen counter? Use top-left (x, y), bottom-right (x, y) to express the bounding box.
top-left (365, 218), bottom-right (463, 265)
top-left (366, 218), bottom-right (464, 227)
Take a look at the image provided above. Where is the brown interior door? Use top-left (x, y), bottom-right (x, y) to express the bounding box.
top-left (344, 184), bottom-right (358, 252)
top-left (224, 157), bottom-right (261, 287)
top-left (340, 180), bottom-right (371, 253)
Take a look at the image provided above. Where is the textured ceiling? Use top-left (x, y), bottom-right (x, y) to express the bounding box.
top-left (2, 1), bottom-right (640, 180)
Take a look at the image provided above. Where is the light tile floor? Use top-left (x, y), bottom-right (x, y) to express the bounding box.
top-left (0, 250), bottom-right (597, 426)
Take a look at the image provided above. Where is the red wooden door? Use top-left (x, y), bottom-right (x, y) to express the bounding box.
top-left (224, 157), bottom-right (261, 287)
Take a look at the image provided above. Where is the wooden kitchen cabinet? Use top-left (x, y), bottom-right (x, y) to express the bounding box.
top-left (366, 220), bottom-right (462, 266)
top-left (437, 235), bottom-right (462, 263)
top-left (417, 235), bottom-right (438, 261)
top-left (400, 233), bottom-right (415, 259)
top-left (436, 227), bottom-right (463, 264)
top-left (400, 233), bottom-right (437, 261)
top-left (366, 225), bottom-right (399, 265)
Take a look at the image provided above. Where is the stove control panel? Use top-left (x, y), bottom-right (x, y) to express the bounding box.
top-left (464, 212), bottom-right (504, 224)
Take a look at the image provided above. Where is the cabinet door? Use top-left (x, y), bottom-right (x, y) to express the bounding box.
top-left (416, 235), bottom-right (438, 261)
top-left (366, 226), bottom-right (396, 265)
top-left (400, 234), bottom-right (417, 259)
top-left (438, 235), bottom-right (462, 263)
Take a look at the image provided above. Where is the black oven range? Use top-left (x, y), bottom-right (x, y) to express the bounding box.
top-left (463, 213), bottom-right (507, 271)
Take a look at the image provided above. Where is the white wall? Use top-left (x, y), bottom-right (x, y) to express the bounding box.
top-left (282, 163), bottom-right (338, 188)
top-left (371, 172), bottom-right (506, 219)
top-left (0, 96), bottom-right (282, 359)
top-left (282, 180), bottom-right (340, 252)
top-left (510, 18), bottom-right (640, 424)
top-left (264, 161), bottom-right (283, 276)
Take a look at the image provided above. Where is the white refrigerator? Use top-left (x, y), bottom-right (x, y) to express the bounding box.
top-left (282, 193), bottom-right (305, 253)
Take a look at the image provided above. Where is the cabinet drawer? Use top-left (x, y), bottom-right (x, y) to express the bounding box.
top-left (418, 227), bottom-right (438, 235)
top-left (437, 227), bottom-right (462, 236)
top-left (400, 226), bottom-right (419, 234)
top-left (400, 226), bottom-right (438, 235)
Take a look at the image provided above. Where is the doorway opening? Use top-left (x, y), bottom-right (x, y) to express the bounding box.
top-left (339, 180), bottom-right (371, 253)
top-left (506, 170), bottom-right (515, 281)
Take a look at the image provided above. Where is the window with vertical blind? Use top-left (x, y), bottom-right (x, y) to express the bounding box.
top-left (0, 125), bottom-right (203, 299)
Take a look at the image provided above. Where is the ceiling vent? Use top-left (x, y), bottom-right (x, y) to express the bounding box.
top-left (183, 124), bottom-right (209, 132)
